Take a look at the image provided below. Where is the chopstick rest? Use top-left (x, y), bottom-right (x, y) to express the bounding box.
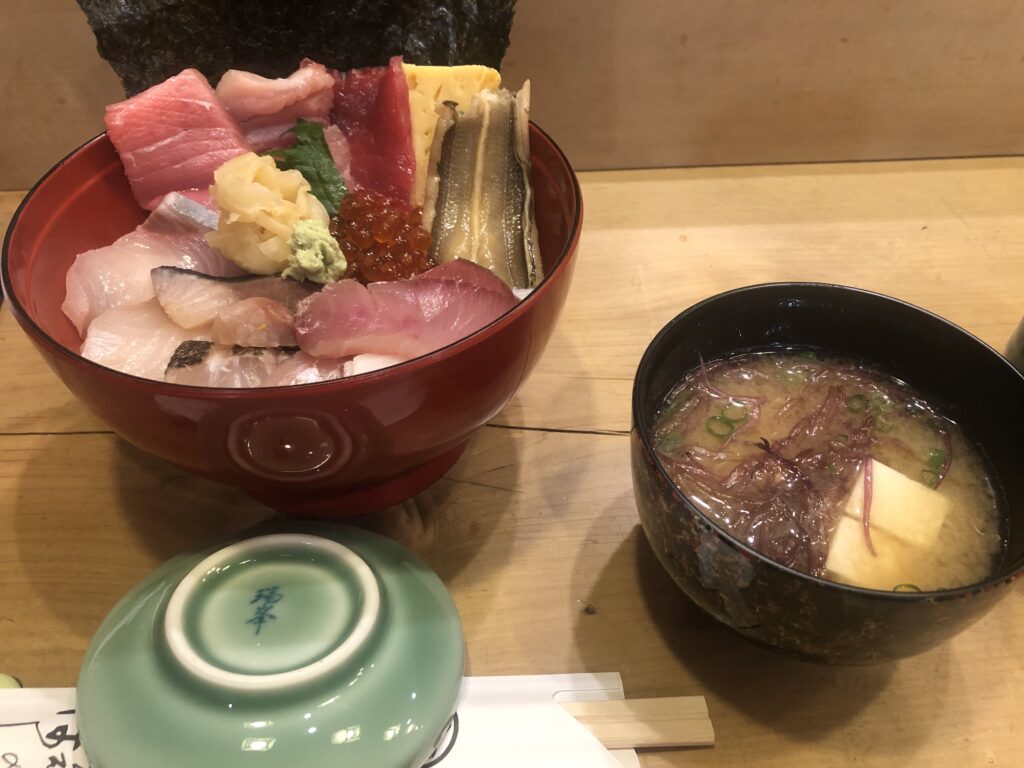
top-left (561, 696), bottom-right (715, 750)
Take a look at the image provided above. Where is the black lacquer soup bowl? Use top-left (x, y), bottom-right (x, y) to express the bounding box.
top-left (631, 283), bottom-right (1024, 664)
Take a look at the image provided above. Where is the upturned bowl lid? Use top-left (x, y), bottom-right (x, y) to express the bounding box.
top-left (77, 523), bottom-right (464, 768)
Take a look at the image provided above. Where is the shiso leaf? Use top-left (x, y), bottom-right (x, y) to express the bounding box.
top-left (76, 0), bottom-right (517, 95)
top-left (267, 120), bottom-right (347, 212)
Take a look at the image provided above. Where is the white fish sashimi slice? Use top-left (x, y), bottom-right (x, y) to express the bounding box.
top-left (153, 268), bottom-right (315, 330)
top-left (81, 299), bottom-right (211, 381)
top-left (211, 297), bottom-right (297, 347)
top-left (343, 354), bottom-right (406, 376)
top-left (164, 344), bottom-right (346, 387)
top-left (62, 193), bottom-right (243, 336)
top-left (164, 343), bottom-right (286, 387)
top-left (265, 351), bottom-right (349, 386)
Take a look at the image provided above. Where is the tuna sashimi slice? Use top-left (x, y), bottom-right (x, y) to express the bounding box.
top-left (62, 193), bottom-right (244, 336)
top-left (151, 267), bottom-right (315, 330)
top-left (105, 68), bottom-right (250, 210)
top-left (211, 297), bottom-right (297, 347)
top-left (295, 259), bottom-right (517, 359)
top-left (331, 56), bottom-right (415, 203)
top-left (324, 125), bottom-right (357, 193)
top-left (216, 60), bottom-right (335, 151)
top-left (82, 300), bottom-right (211, 381)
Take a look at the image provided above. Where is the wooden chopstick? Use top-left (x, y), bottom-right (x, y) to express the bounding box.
top-left (561, 696), bottom-right (715, 750)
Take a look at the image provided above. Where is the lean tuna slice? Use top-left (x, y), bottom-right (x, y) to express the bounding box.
top-left (211, 297), bottom-right (297, 347)
top-left (331, 56), bottom-right (416, 203)
top-left (151, 267), bottom-right (315, 330)
top-left (82, 300), bottom-right (211, 381)
top-left (294, 259), bottom-right (518, 360)
top-left (165, 342), bottom-right (346, 387)
top-left (215, 60), bottom-right (335, 151)
top-left (105, 68), bottom-right (251, 210)
top-left (63, 193), bottom-right (244, 336)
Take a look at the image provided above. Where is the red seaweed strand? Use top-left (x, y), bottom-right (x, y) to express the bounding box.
top-left (862, 458), bottom-right (876, 556)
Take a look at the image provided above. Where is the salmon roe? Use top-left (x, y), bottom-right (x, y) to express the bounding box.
top-left (330, 189), bottom-right (436, 283)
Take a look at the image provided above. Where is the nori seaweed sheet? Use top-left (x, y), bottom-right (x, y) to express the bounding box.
top-left (77, 0), bottom-right (517, 95)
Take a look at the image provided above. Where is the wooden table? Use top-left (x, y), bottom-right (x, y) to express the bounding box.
top-left (2, 158), bottom-right (1022, 766)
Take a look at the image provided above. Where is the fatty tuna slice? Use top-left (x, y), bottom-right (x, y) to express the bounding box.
top-left (294, 259), bottom-right (517, 359)
top-left (331, 56), bottom-right (416, 203)
top-left (63, 193), bottom-right (244, 336)
top-left (216, 60), bottom-right (335, 151)
top-left (82, 300), bottom-right (211, 381)
top-left (105, 68), bottom-right (251, 210)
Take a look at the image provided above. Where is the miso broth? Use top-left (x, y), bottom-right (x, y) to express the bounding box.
top-left (653, 351), bottom-right (1001, 591)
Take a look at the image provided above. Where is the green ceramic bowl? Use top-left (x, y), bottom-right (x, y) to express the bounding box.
top-left (77, 524), bottom-right (464, 768)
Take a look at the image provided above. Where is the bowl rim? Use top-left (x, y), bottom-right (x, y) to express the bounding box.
top-left (1, 122), bottom-right (583, 396)
top-left (632, 280), bottom-right (1024, 603)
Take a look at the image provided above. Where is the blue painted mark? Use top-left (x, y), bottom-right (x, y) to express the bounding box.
top-left (247, 586), bottom-right (283, 635)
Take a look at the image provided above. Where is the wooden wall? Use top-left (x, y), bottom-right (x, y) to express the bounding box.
top-left (4, 0), bottom-right (1024, 188)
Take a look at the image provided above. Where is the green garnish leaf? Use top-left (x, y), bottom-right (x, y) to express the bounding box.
top-left (267, 119), bottom-right (347, 212)
top-left (846, 394), bottom-right (869, 414)
top-left (706, 415), bottom-right (735, 438)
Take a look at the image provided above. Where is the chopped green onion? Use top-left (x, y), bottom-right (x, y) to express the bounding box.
top-left (720, 401), bottom-right (748, 424)
top-left (846, 394), bottom-right (869, 413)
top-left (927, 448), bottom-right (948, 470)
top-left (875, 415), bottom-right (894, 433)
top-left (893, 583), bottom-right (922, 593)
top-left (659, 434), bottom-right (682, 452)
top-left (783, 369), bottom-right (809, 386)
top-left (920, 469), bottom-right (939, 488)
top-left (870, 392), bottom-right (895, 413)
top-left (706, 416), bottom-right (735, 438)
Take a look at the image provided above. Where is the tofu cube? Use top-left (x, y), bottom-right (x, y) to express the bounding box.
top-left (825, 516), bottom-right (918, 590)
top-left (843, 459), bottom-right (949, 549)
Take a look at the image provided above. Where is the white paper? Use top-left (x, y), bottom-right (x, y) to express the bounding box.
top-left (0, 688), bottom-right (86, 767)
top-left (456, 673), bottom-right (640, 768)
top-left (0, 674), bottom-right (638, 768)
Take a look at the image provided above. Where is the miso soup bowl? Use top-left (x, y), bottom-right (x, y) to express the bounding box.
top-left (2, 126), bottom-right (581, 516)
top-left (631, 283), bottom-right (1024, 664)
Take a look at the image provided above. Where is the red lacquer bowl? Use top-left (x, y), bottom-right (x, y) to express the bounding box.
top-left (2, 126), bottom-right (582, 516)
